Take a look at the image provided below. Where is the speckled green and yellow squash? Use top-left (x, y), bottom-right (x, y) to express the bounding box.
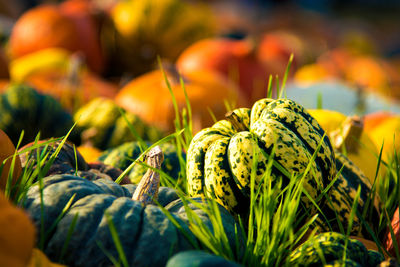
top-left (73, 98), bottom-right (164, 150)
top-left (186, 98), bottom-right (336, 216)
top-left (317, 152), bottom-right (381, 237)
top-left (289, 232), bottom-right (384, 267)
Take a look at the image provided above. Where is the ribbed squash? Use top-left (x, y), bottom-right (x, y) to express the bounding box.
top-left (74, 97), bottom-right (164, 150)
top-left (98, 141), bottom-right (183, 184)
top-left (289, 232), bottom-right (384, 267)
top-left (23, 147), bottom-right (242, 267)
top-left (0, 84), bottom-right (74, 145)
top-left (186, 98), bottom-right (336, 216)
top-left (316, 152), bottom-right (381, 237)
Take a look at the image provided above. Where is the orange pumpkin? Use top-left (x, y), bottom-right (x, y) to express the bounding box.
top-left (176, 38), bottom-right (270, 105)
top-left (0, 129), bottom-right (22, 192)
top-left (384, 207), bottom-right (400, 258)
top-left (59, 0), bottom-right (105, 73)
top-left (24, 68), bottom-right (118, 112)
top-left (9, 3), bottom-right (104, 74)
top-left (0, 192), bottom-right (35, 267)
top-left (115, 67), bottom-right (245, 133)
top-left (364, 111), bottom-right (396, 133)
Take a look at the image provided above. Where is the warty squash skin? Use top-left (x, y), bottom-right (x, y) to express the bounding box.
top-left (186, 98), bottom-right (336, 216)
top-left (316, 152), bottom-right (381, 238)
top-left (289, 232), bottom-right (384, 267)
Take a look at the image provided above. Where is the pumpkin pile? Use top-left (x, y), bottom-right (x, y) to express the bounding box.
top-left (2, 0), bottom-right (400, 266)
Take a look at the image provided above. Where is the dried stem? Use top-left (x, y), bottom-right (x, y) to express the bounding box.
top-left (132, 146), bottom-right (164, 205)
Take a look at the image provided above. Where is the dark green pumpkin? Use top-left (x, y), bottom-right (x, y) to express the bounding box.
top-left (98, 141), bottom-right (184, 184)
top-left (316, 152), bottom-right (381, 237)
top-left (19, 139), bottom-right (131, 184)
top-left (0, 83), bottom-right (74, 145)
top-left (186, 98), bottom-right (336, 217)
top-left (289, 232), bottom-right (384, 267)
top-left (165, 250), bottom-right (243, 267)
top-left (73, 97), bottom-right (164, 150)
top-left (22, 174), bottom-right (242, 267)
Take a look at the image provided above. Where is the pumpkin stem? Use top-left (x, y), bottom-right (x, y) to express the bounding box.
top-left (132, 146), bottom-right (164, 205)
top-left (225, 111), bottom-right (247, 132)
top-left (331, 116), bottom-right (364, 153)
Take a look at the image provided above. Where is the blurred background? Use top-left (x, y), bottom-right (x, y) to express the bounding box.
top-left (1, 0), bottom-right (400, 148)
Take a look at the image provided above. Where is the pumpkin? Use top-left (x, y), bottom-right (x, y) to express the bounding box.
top-left (9, 3), bottom-right (104, 73)
top-left (289, 232), bottom-right (384, 267)
top-left (316, 152), bottom-right (381, 237)
top-left (104, 0), bottom-right (216, 76)
top-left (115, 67), bottom-right (244, 133)
top-left (329, 116), bottom-right (380, 184)
top-left (28, 249), bottom-right (66, 267)
top-left (165, 250), bottom-right (242, 267)
top-left (0, 129), bottom-right (22, 192)
top-left (22, 146), bottom-right (243, 267)
top-left (58, 0), bottom-right (105, 73)
top-left (384, 207), bottom-right (400, 258)
top-left (98, 141), bottom-right (184, 184)
top-left (77, 145), bottom-right (102, 163)
top-left (186, 98), bottom-right (336, 217)
top-left (307, 109), bottom-right (347, 135)
top-left (368, 115), bottom-right (400, 163)
top-left (0, 83), bottom-right (75, 145)
top-left (0, 191), bottom-right (36, 267)
top-left (364, 111), bottom-right (396, 133)
top-left (176, 37), bottom-right (270, 105)
top-left (9, 47), bottom-right (118, 112)
top-left (74, 97), bottom-right (164, 149)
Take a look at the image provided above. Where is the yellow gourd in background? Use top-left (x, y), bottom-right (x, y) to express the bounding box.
top-left (308, 109), bottom-right (380, 184)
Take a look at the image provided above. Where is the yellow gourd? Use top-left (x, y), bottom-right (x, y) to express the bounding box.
top-left (307, 109), bottom-right (347, 134)
top-left (307, 110), bottom-right (380, 183)
top-left (330, 116), bottom-right (380, 184)
top-left (368, 116), bottom-right (400, 162)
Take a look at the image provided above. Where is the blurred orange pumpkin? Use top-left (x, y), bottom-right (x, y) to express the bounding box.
top-left (115, 67), bottom-right (245, 133)
top-left (9, 2), bottom-right (104, 74)
top-left (0, 192), bottom-right (36, 267)
top-left (176, 38), bottom-right (270, 105)
top-left (364, 111), bottom-right (396, 133)
top-left (0, 129), bottom-right (22, 192)
top-left (384, 207), bottom-right (400, 258)
top-left (25, 67), bottom-right (118, 112)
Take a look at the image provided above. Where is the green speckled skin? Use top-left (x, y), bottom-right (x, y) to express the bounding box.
top-left (289, 232), bottom-right (381, 267)
top-left (186, 98), bottom-right (336, 216)
top-left (74, 98), bottom-right (164, 149)
top-left (316, 152), bottom-right (381, 237)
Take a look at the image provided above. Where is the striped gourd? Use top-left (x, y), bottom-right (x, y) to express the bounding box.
top-left (289, 232), bottom-right (384, 267)
top-left (186, 98), bottom-right (336, 216)
top-left (317, 152), bottom-right (381, 237)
